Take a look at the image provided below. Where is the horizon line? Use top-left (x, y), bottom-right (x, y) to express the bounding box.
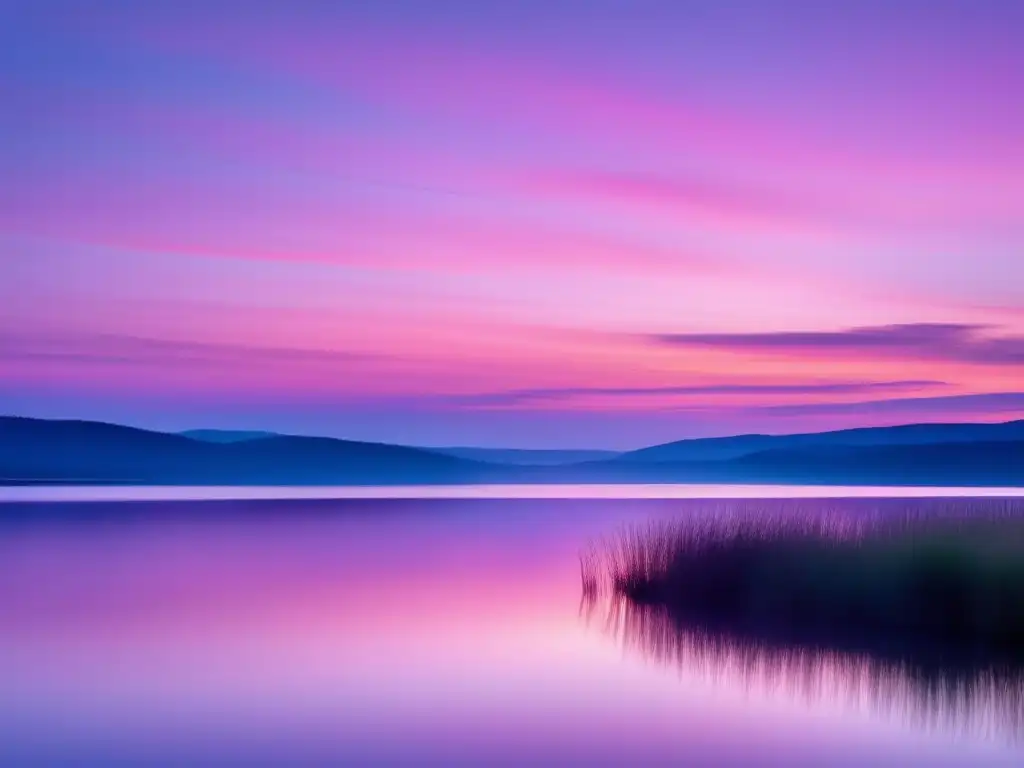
top-left (3, 412), bottom-right (1022, 454)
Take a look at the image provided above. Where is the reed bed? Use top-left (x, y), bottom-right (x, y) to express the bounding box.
top-left (581, 499), bottom-right (1024, 658)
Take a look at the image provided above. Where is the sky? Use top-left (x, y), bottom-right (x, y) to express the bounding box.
top-left (1, 0), bottom-right (1023, 449)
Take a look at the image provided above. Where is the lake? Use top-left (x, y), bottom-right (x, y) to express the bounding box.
top-left (1, 486), bottom-right (1022, 766)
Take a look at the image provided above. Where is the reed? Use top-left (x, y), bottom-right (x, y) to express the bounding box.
top-left (581, 500), bottom-right (1024, 659)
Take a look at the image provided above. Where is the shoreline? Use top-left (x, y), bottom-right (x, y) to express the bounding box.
top-left (4, 483), bottom-right (1024, 503)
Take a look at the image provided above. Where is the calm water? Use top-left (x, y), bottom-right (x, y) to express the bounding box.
top-left (1, 490), bottom-right (1022, 766)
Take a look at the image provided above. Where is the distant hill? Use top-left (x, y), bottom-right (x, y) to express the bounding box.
top-left (181, 429), bottom-right (278, 443)
top-left (564, 440), bottom-right (1023, 487)
top-left (615, 420), bottom-right (1024, 463)
top-left (1, 416), bottom-right (1021, 487)
top-left (0, 417), bottom-right (489, 485)
top-left (428, 447), bottom-right (619, 465)
top-left (728, 440), bottom-right (1024, 485)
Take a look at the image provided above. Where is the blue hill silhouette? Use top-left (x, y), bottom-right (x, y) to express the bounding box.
top-left (1, 416), bottom-right (1021, 486)
top-left (180, 429), bottom-right (279, 443)
top-left (0, 417), bottom-right (489, 485)
top-left (429, 447), bottom-right (620, 465)
top-left (615, 420), bottom-right (1024, 463)
top-left (566, 440), bottom-right (1022, 486)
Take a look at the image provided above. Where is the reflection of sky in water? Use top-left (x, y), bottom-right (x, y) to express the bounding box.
top-left (0, 497), bottom-right (1021, 766)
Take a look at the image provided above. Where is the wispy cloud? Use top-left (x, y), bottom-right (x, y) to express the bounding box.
top-left (3, 3), bottom-right (1022, 447)
top-left (653, 324), bottom-right (1024, 366)
top-left (0, 332), bottom-right (377, 370)
top-left (748, 392), bottom-right (1024, 418)
top-left (526, 168), bottom-right (839, 236)
top-left (437, 380), bottom-right (946, 407)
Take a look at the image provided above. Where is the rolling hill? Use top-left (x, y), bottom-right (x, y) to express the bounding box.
top-left (427, 447), bottom-right (619, 465)
top-left (0, 417), bottom-right (489, 485)
top-left (2, 416), bottom-right (1021, 487)
top-left (558, 440), bottom-right (1023, 486)
top-left (615, 420), bottom-right (1024, 463)
top-left (180, 429), bottom-right (279, 443)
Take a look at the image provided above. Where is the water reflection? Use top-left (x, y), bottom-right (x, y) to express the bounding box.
top-left (582, 590), bottom-right (1024, 744)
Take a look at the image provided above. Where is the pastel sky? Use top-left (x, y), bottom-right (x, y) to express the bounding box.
top-left (2, 0), bottom-right (1023, 449)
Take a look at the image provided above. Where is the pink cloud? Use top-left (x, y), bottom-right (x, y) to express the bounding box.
top-left (3, 160), bottom-right (719, 279)
top-left (3, 6), bottom-right (1019, 446)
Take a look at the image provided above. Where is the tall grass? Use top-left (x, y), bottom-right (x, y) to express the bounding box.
top-left (581, 499), bottom-right (1024, 659)
top-left (580, 499), bottom-right (1024, 743)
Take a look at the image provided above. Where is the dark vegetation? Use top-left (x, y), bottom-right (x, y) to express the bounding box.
top-left (581, 499), bottom-right (1024, 741)
top-left (582, 500), bottom-right (1024, 663)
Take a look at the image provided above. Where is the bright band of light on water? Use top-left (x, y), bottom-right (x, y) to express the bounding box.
top-left (3, 484), bottom-right (1024, 503)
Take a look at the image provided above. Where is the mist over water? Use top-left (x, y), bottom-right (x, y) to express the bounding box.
top-left (1, 492), bottom-right (1021, 766)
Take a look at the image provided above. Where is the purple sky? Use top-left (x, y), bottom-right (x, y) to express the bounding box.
top-left (2, 1), bottom-right (1022, 448)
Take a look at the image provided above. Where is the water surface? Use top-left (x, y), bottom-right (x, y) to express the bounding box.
top-left (1, 493), bottom-right (1021, 766)
top-left (5, 483), bottom-right (1024, 502)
